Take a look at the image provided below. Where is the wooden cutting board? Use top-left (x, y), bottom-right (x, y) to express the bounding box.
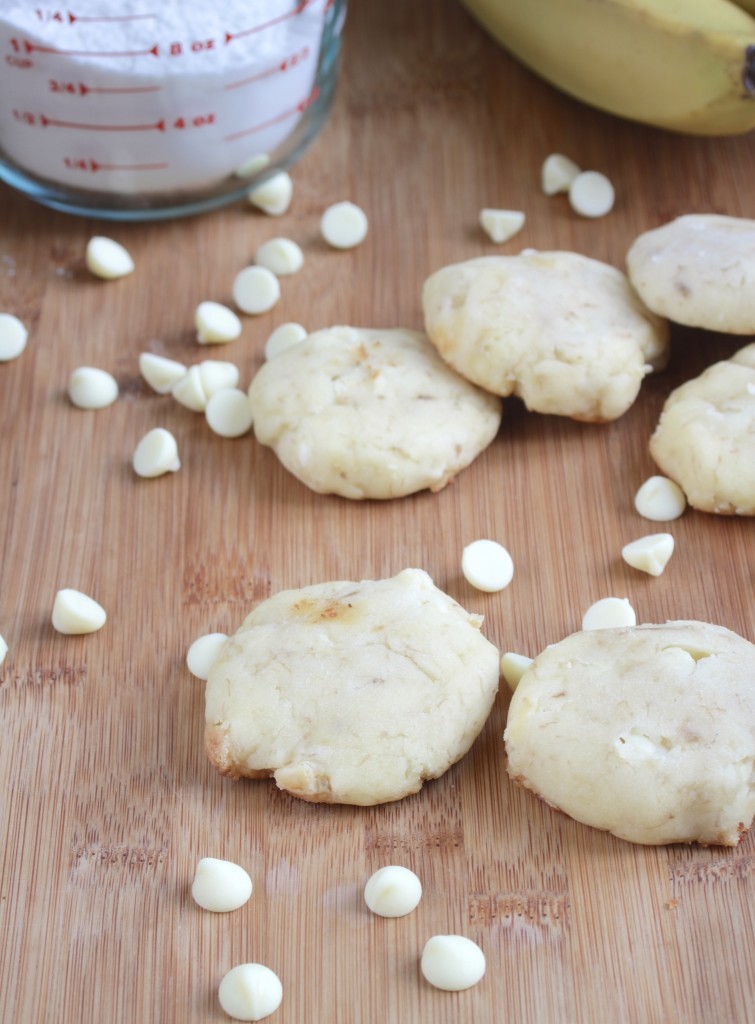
top-left (1, 1), bottom-right (754, 1021)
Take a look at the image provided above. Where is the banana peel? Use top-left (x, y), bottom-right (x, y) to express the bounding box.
top-left (460, 0), bottom-right (755, 135)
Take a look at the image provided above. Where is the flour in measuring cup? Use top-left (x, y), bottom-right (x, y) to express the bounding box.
top-left (0, 0), bottom-right (331, 195)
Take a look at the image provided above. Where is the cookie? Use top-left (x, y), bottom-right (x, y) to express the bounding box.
top-left (649, 343), bottom-right (755, 515)
top-left (204, 569), bottom-right (500, 805)
top-left (504, 621), bottom-right (755, 846)
top-left (247, 326), bottom-right (502, 500)
top-left (626, 214), bottom-right (755, 333)
top-left (421, 251), bottom-right (668, 422)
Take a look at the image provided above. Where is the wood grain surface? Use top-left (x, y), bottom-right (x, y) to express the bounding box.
top-left (1, 1), bottom-right (754, 1021)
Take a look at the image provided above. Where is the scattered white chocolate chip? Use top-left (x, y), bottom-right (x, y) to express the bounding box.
top-left (500, 652), bottom-right (533, 691)
top-left (248, 170), bottom-right (293, 216)
top-left (541, 153), bottom-right (581, 196)
top-left (0, 312), bottom-right (28, 361)
top-left (199, 360), bottom-right (240, 398)
top-left (568, 170), bottom-right (615, 218)
top-left (264, 322), bottom-right (307, 360)
top-left (195, 301), bottom-right (242, 345)
top-left (634, 475), bottom-right (687, 521)
top-left (67, 366), bottom-right (119, 410)
top-left (139, 352), bottom-right (187, 395)
top-left (205, 388), bottom-right (255, 438)
top-left (364, 866), bottom-right (422, 918)
top-left (622, 533), bottom-right (675, 577)
top-left (0, 634), bottom-right (8, 666)
top-left (172, 365), bottom-right (207, 412)
top-left (232, 266), bottom-right (281, 315)
top-left (191, 857), bottom-right (252, 912)
top-left (461, 539), bottom-right (514, 593)
top-left (218, 963), bottom-right (283, 1022)
top-left (235, 152), bottom-right (270, 180)
top-left (582, 596), bottom-right (636, 631)
top-left (186, 632), bottom-right (229, 680)
top-left (255, 237), bottom-right (304, 277)
top-left (320, 201), bottom-right (369, 249)
top-left (132, 427), bottom-right (180, 478)
top-left (479, 208), bottom-right (525, 244)
top-left (85, 236), bottom-right (134, 280)
top-left (420, 935), bottom-right (486, 992)
top-left (52, 588), bottom-right (107, 635)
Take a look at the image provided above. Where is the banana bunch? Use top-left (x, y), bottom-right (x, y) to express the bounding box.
top-left (460, 0), bottom-right (755, 135)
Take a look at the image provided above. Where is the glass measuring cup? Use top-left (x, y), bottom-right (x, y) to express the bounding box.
top-left (0, 0), bottom-right (346, 220)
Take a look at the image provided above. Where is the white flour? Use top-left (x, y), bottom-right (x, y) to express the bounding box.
top-left (0, 0), bottom-right (334, 195)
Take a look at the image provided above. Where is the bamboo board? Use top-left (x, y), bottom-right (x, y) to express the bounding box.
top-left (1, 1), bottom-right (754, 1021)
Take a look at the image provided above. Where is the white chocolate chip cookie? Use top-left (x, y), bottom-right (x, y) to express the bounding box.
top-left (247, 326), bottom-right (502, 500)
top-left (422, 252), bottom-right (668, 422)
top-left (504, 621), bottom-right (755, 846)
top-left (204, 569), bottom-right (500, 805)
top-left (649, 343), bottom-right (755, 516)
top-left (626, 214), bottom-right (755, 333)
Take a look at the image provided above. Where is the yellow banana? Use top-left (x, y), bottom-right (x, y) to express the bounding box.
top-left (459, 0), bottom-right (755, 134)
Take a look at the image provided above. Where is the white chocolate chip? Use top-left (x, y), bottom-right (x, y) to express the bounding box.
top-left (582, 596), bottom-right (636, 631)
top-left (247, 170), bottom-right (293, 216)
top-left (172, 365), bottom-right (207, 412)
top-left (52, 588), bottom-right (107, 635)
top-left (67, 366), bottom-right (119, 410)
top-left (132, 427), bottom-right (180, 478)
top-left (235, 153), bottom-right (270, 179)
top-left (0, 634), bottom-right (8, 665)
top-left (479, 208), bottom-right (525, 244)
top-left (195, 301), bottom-right (242, 345)
top-left (568, 170), bottom-right (615, 218)
top-left (255, 237), bottom-right (304, 277)
top-left (622, 533), bottom-right (675, 576)
top-left (199, 360), bottom-right (240, 398)
top-left (634, 475), bottom-right (687, 521)
top-left (0, 313), bottom-right (28, 361)
top-left (191, 857), bottom-right (252, 913)
top-left (205, 388), bottom-right (254, 438)
top-left (218, 963), bottom-right (283, 1022)
top-left (264, 322), bottom-right (307, 360)
top-left (364, 866), bottom-right (422, 918)
top-left (461, 539), bottom-right (514, 592)
top-left (541, 153), bottom-right (581, 195)
top-left (500, 652), bottom-right (533, 691)
top-left (320, 201), bottom-right (369, 249)
top-left (420, 935), bottom-right (486, 992)
top-left (139, 352), bottom-right (187, 394)
top-left (186, 632), bottom-right (229, 680)
top-left (85, 236), bottom-right (134, 280)
top-left (232, 266), bottom-right (281, 315)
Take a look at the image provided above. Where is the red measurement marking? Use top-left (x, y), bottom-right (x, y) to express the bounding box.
top-left (224, 46), bottom-right (310, 91)
top-left (68, 11), bottom-right (157, 25)
top-left (65, 157), bottom-right (168, 172)
top-left (42, 114), bottom-right (165, 131)
top-left (224, 86), bottom-right (319, 142)
top-left (225, 0), bottom-right (315, 45)
top-left (24, 39), bottom-right (159, 58)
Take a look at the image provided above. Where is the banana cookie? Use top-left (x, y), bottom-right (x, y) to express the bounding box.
top-left (422, 252), bottom-right (668, 422)
top-left (247, 326), bottom-right (502, 500)
top-left (204, 569), bottom-right (500, 805)
top-left (649, 343), bottom-right (755, 515)
top-left (627, 214), bottom-right (755, 333)
top-left (504, 621), bottom-right (755, 846)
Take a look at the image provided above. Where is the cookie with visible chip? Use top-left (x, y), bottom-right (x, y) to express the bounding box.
top-left (626, 214), bottom-right (755, 334)
top-left (649, 343), bottom-right (755, 516)
top-left (421, 252), bottom-right (668, 422)
top-left (247, 326), bottom-right (502, 500)
top-left (504, 621), bottom-right (755, 846)
top-left (205, 569), bottom-right (500, 805)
